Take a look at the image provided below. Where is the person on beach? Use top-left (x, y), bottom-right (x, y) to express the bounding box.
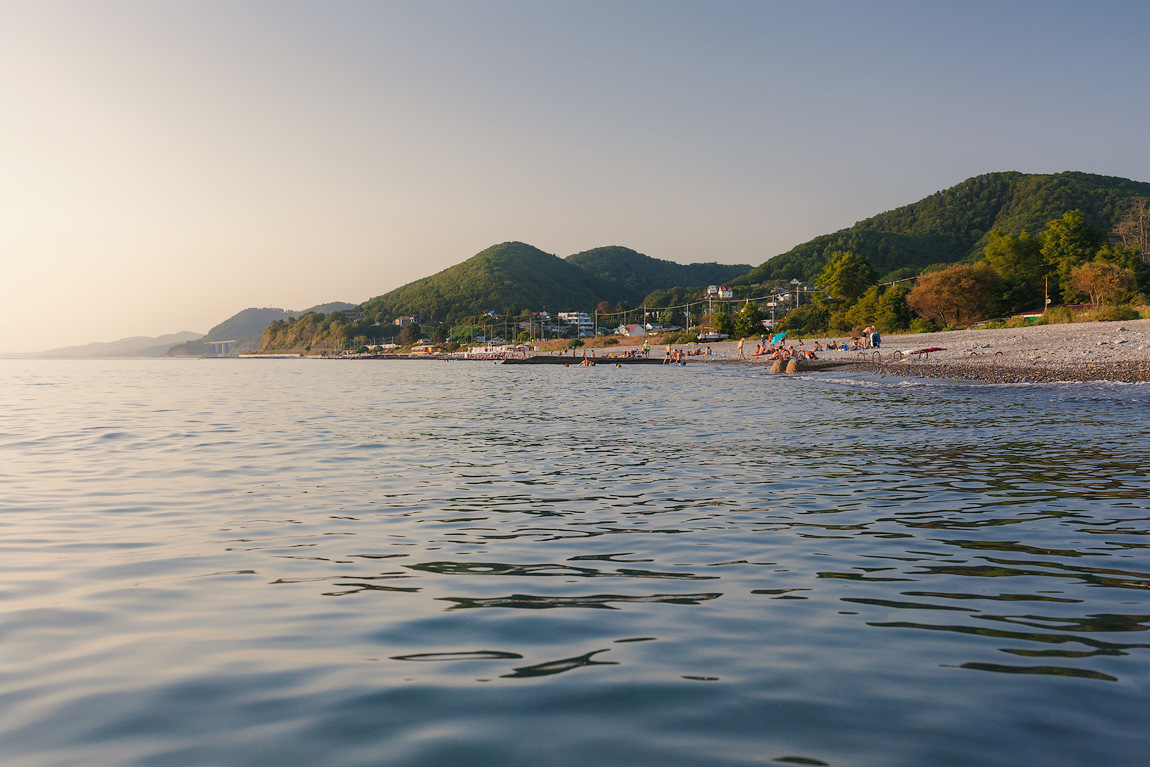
top-left (643, 340), bottom-right (650, 357)
top-left (737, 337), bottom-right (747, 361)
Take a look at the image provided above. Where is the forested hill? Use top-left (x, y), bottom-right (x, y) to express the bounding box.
top-left (359, 242), bottom-right (605, 324)
top-left (565, 246), bottom-right (750, 305)
top-left (734, 171), bottom-right (1150, 285)
top-left (358, 242), bottom-right (750, 325)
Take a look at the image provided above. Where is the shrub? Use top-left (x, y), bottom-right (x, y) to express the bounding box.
top-left (568, 339), bottom-right (584, 349)
top-left (603, 337), bottom-right (619, 346)
top-left (910, 317), bottom-right (943, 333)
top-left (1005, 316), bottom-right (1037, 328)
top-left (1037, 307), bottom-right (1073, 325)
top-left (1091, 305), bottom-right (1140, 322)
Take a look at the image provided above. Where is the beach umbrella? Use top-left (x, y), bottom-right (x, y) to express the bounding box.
top-left (771, 331), bottom-right (787, 344)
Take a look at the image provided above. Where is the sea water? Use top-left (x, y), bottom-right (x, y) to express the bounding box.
top-left (1, 358), bottom-right (1148, 767)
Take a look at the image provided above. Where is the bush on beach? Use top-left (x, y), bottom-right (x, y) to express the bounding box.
top-left (1037, 307), bottom-right (1074, 325)
top-left (1089, 305), bottom-right (1140, 322)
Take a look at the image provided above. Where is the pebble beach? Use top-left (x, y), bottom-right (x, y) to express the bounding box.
top-left (679, 317), bottom-right (1150, 382)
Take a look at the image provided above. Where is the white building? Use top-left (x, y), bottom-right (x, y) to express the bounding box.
top-left (558, 312), bottom-right (594, 331)
top-left (718, 285), bottom-right (734, 299)
top-left (616, 323), bottom-right (647, 337)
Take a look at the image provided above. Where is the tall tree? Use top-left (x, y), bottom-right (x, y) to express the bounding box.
top-left (733, 302), bottom-right (765, 338)
top-left (906, 264), bottom-right (999, 327)
top-left (1111, 198), bottom-right (1150, 263)
top-left (816, 251), bottom-right (877, 304)
top-left (982, 230), bottom-right (1045, 287)
top-left (1069, 261), bottom-right (1136, 306)
top-left (1041, 210), bottom-right (1106, 300)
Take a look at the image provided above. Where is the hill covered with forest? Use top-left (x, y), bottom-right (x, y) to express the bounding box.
top-left (565, 246), bottom-right (750, 306)
top-left (735, 171), bottom-right (1150, 285)
top-left (359, 242), bottom-right (602, 324)
top-left (357, 242), bottom-right (749, 326)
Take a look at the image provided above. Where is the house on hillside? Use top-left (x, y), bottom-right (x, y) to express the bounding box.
top-left (616, 324), bottom-right (647, 337)
top-left (394, 315), bottom-right (421, 327)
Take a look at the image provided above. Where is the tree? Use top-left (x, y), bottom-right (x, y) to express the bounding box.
top-left (844, 284), bottom-right (914, 334)
top-left (708, 311), bottom-right (733, 336)
top-left (989, 274), bottom-right (1039, 317)
top-left (659, 309), bottom-right (676, 327)
top-left (1069, 261), bottom-right (1136, 306)
top-left (1111, 197), bottom-right (1150, 263)
top-left (982, 230), bottom-right (1045, 287)
top-left (1095, 243), bottom-right (1150, 296)
top-left (733, 302), bottom-right (765, 338)
top-left (396, 323), bottom-right (422, 345)
top-left (1041, 210), bottom-right (1106, 300)
top-left (874, 284), bottom-right (915, 332)
top-left (778, 304), bottom-right (830, 334)
top-left (906, 263), bottom-right (999, 327)
top-left (816, 250), bottom-right (877, 304)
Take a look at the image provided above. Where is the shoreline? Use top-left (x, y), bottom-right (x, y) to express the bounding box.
top-left (677, 317), bottom-right (1150, 383)
top-left (230, 317), bottom-right (1150, 382)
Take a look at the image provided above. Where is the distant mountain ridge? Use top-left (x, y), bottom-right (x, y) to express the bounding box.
top-left (735, 170), bottom-right (1150, 284)
top-left (168, 302), bottom-right (355, 355)
top-left (6, 331), bottom-right (204, 358)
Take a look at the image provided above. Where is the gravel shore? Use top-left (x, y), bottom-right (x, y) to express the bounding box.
top-left (674, 318), bottom-right (1150, 382)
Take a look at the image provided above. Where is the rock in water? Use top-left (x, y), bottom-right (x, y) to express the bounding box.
top-left (786, 359), bottom-right (799, 374)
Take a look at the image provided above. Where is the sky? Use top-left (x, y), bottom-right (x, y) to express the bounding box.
top-left (3, 0), bottom-right (1150, 352)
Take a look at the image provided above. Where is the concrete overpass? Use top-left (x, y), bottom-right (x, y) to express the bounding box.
top-left (206, 340), bottom-right (238, 356)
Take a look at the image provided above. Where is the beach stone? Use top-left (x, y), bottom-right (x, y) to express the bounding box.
top-left (771, 360), bottom-right (783, 373)
top-left (785, 359), bottom-right (799, 374)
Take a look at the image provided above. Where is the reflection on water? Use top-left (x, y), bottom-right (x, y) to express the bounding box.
top-left (1, 359), bottom-right (1149, 767)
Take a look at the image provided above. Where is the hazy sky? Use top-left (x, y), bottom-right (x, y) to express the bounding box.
top-left (3, 1), bottom-right (1150, 352)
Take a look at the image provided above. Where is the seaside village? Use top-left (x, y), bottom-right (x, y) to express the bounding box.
top-left (333, 284), bottom-right (883, 363)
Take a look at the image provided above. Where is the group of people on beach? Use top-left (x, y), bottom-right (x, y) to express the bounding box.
top-left (735, 335), bottom-right (818, 362)
top-left (663, 343), bottom-right (711, 364)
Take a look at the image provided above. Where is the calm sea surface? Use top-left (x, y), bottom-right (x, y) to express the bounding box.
top-left (2, 358), bottom-right (1149, 767)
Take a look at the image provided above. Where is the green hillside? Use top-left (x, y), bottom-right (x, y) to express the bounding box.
top-left (566, 246), bottom-right (750, 305)
top-left (735, 171), bottom-right (1150, 284)
top-left (360, 242), bottom-right (605, 324)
